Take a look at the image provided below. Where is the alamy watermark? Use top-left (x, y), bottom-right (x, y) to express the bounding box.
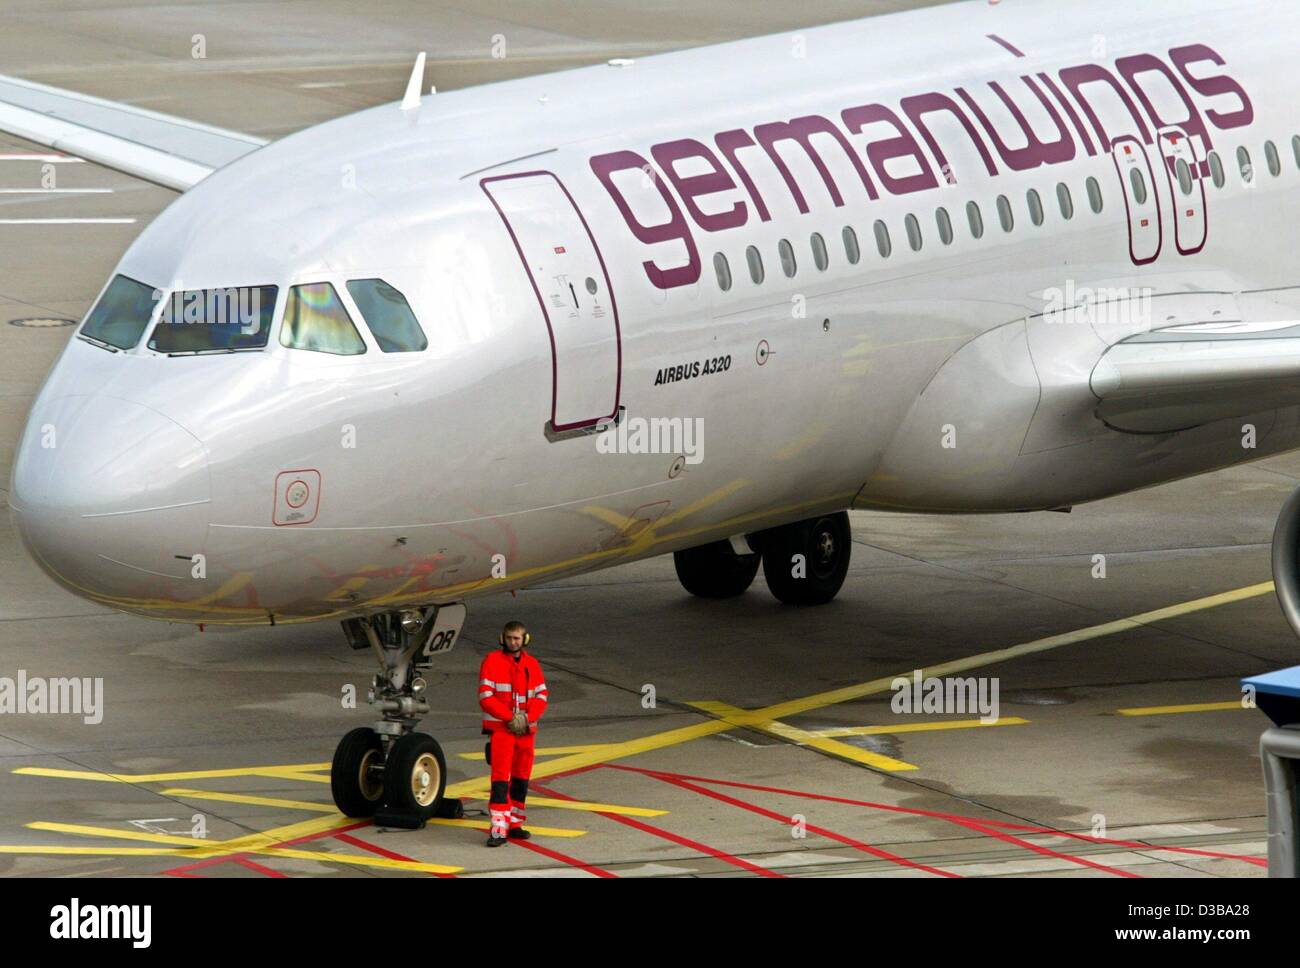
top-left (1044, 281), bottom-right (1153, 330)
top-left (596, 414), bottom-right (705, 465)
top-left (0, 670), bottom-right (103, 724)
top-left (155, 286), bottom-right (264, 335)
top-left (891, 670), bottom-right (1000, 723)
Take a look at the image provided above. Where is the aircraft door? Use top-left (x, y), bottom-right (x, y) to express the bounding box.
top-left (1158, 127), bottom-right (1208, 255)
top-left (482, 171), bottom-right (622, 434)
top-left (1110, 135), bottom-right (1162, 266)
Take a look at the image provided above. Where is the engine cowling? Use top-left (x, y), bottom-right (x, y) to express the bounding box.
top-left (1272, 486), bottom-right (1300, 637)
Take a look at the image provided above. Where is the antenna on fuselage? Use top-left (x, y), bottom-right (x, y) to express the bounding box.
top-left (401, 51), bottom-right (428, 110)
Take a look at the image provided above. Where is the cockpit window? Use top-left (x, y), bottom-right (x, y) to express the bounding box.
top-left (345, 279), bottom-right (427, 353)
top-left (280, 282), bottom-right (366, 355)
top-left (148, 285), bottom-right (277, 354)
top-left (80, 275), bottom-right (160, 350)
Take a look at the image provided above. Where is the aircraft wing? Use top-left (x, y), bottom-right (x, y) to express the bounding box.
top-left (0, 74), bottom-right (266, 191)
top-left (1091, 320), bottom-right (1300, 433)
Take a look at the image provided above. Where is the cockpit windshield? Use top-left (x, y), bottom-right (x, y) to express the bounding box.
top-left (148, 285), bottom-right (278, 354)
top-left (79, 275), bottom-right (161, 350)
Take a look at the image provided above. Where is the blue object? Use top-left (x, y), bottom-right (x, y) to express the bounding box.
top-left (1243, 665), bottom-right (1300, 726)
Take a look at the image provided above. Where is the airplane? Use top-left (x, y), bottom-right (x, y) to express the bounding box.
top-left (6, 0), bottom-right (1300, 821)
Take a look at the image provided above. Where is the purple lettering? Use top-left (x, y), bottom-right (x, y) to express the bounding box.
top-left (1038, 72), bottom-right (1097, 156)
top-left (1058, 63), bottom-right (1152, 151)
top-left (841, 103), bottom-right (938, 195)
top-left (1169, 43), bottom-right (1253, 130)
top-left (752, 115), bottom-right (878, 213)
top-left (650, 138), bottom-right (748, 233)
top-left (956, 76), bottom-right (1075, 171)
top-left (899, 91), bottom-right (999, 183)
top-left (589, 150), bottom-right (700, 290)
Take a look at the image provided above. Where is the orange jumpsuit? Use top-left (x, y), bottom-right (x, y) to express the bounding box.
top-left (479, 647), bottom-right (548, 836)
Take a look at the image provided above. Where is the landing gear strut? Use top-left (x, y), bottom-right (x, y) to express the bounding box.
top-left (330, 604), bottom-right (466, 826)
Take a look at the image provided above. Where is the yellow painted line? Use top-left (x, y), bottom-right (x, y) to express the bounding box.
top-left (753, 582), bottom-right (1278, 725)
top-left (27, 822), bottom-right (210, 847)
top-left (255, 846), bottom-right (459, 874)
top-left (20, 818), bottom-right (466, 874)
top-left (1116, 701), bottom-right (1245, 717)
top-left (9, 581), bottom-right (1277, 864)
top-left (0, 846), bottom-right (188, 857)
top-left (691, 701), bottom-right (917, 771)
top-left (12, 763), bottom-right (332, 783)
top-left (261, 769), bottom-right (331, 784)
top-left (811, 717), bottom-right (1030, 737)
top-left (445, 581), bottom-right (1277, 793)
top-left (425, 818), bottom-right (586, 838)
top-left (161, 788), bottom-right (336, 812)
top-left (524, 797), bottom-right (666, 817)
top-left (199, 814), bottom-right (358, 855)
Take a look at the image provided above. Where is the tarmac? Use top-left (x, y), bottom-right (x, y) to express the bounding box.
top-left (0, 0), bottom-right (1288, 877)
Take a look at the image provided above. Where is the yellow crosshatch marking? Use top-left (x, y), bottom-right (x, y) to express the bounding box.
top-left (1, 581), bottom-right (1276, 873)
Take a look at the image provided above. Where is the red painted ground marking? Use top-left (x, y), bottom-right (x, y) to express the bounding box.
top-left (626, 768), bottom-right (956, 876)
top-left (942, 817), bottom-right (1138, 877)
top-left (162, 820), bottom-right (371, 878)
top-left (531, 781), bottom-right (783, 877)
top-left (607, 765), bottom-right (1265, 871)
top-left (333, 830), bottom-right (457, 878)
top-left (506, 836), bottom-right (618, 877)
top-left (234, 857), bottom-right (286, 878)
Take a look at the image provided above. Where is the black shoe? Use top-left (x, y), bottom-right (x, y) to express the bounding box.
top-left (507, 827), bottom-right (531, 841)
top-left (485, 834), bottom-right (508, 847)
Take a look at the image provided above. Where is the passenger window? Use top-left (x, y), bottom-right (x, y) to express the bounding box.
top-left (810, 232), bottom-right (829, 271)
top-left (346, 279), bottom-right (426, 352)
top-left (1208, 150), bottom-right (1225, 188)
top-left (1086, 176), bottom-right (1104, 213)
top-left (1265, 140), bottom-right (1281, 177)
top-left (842, 226), bottom-right (861, 265)
top-left (1057, 182), bottom-right (1074, 219)
top-left (1026, 189), bottom-right (1044, 226)
top-left (996, 195), bottom-right (1013, 232)
top-left (1128, 169), bottom-right (1146, 205)
top-left (1238, 146), bottom-right (1253, 183)
top-left (873, 219), bottom-right (892, 258)
top-left (746, 245), bottom-right (765, 284)
top-left (935, 206), bottom-right (953, 245)
top-left (778, 238), bottom-right (797, 278)
top-left (80, 275), bottom-right (160, 350)
top-left (966, 201), bottom-right (984, 239)
top-left (1175, 159), bottom-right (1193, 196)
top-left (712, 252), bottom-right (732, 292)
top-left (904, 213), bottom-right (922, 251)
top-left (281, 282), bottom-right (366, 355)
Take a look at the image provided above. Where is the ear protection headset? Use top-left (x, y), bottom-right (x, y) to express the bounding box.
top-left (499, 627), bottom-right (531, 648)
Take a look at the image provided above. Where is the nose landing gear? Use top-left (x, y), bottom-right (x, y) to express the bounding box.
top-left (329, 604), bottom-right (465, 826)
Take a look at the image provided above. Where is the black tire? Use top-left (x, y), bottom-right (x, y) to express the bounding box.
top-left (673, 540), bottom-right (761, 598)
top-left (383, 732), bottom-right (447, 820)
top-left (760, 512), bottom-right (852, 606)
top-left (331, 727), bottom-right (385, 818)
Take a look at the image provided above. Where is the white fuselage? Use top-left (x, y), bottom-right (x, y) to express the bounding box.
top-left (9, 0), bottom-right (1300, 624)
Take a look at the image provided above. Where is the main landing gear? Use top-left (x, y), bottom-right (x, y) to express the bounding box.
top-left (330, 604), bottom-right (467, 827)
top-left (673, 511), bottom-right (852, 606)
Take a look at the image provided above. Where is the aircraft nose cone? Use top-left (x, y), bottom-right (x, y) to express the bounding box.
top-left (9, 395), bottom-right (210, 598)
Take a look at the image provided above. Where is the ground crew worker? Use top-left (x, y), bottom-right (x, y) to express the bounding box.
top-left (478, 620), bottom-right (548, 846)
